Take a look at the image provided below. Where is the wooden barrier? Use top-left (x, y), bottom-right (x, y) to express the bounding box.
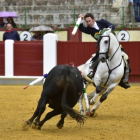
top-left (0, 41), bottom-right (4, 76)
top-left (0, 40), bottom-right (140, 82)
top-left (14, 41), bottom-right (43, 76)
top-left (57, 41), bottom-right (140, 82)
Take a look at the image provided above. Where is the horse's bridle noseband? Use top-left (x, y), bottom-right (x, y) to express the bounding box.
top-left (98, 35), bottom-right (110, 56)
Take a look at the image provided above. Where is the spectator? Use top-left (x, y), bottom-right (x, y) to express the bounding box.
top-left (3, 23), bottom-right (20, 41)
top-left (31, 31), bottom-right (43, 41)
top-left (0, 17), bottom-right (5, 28)
top-left (7, 17), bottom-right (17, 28)
top-left (131, 0), bottom-right (140, 22)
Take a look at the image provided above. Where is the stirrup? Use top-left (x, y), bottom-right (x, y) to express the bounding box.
top-left (87, 71), bottom-right (93, 79)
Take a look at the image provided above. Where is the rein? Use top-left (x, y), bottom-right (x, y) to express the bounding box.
top-left (103, 58), bottom-right (122, 86)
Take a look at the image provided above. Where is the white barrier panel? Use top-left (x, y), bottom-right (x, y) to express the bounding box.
top-left (43, 33), bottom-right (58, 74)
top-left (5, 40), bottom-right (14, 76)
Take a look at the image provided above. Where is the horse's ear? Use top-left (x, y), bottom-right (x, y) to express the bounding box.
top-left (106, 28), bottom-right (111, 35)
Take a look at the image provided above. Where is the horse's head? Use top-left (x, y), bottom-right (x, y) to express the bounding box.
top-left (98, 28), bottom-right (111, 63)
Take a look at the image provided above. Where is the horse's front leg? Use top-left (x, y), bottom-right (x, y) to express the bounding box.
top-left (89, 84), bottom-right (102, 105)
top-left (90, 84), bottom-right (117, 117)
top-left (78, 94), bottom-right (84, 115)
top-left (83, 88), bottom-right (90, 116)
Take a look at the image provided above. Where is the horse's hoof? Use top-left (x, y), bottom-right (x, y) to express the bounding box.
top-left (80, 110), bottom-right (85, 115)
top-left (86, 108), bottom-right (90, 116)
top-left (89, 99), bottom-right (95, 105)
top-left (22, 121), bottom-right (32, 131)
top-left (56, 123), bottom-right (63, 129)
top-left (90, 110), bottom-right (96, 117)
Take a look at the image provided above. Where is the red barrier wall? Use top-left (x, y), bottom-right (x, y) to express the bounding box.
top-left (121, 42), bottom-right (140, 82)
top-left (57, 41), bottom-right (140, 82)
top-left (1, 40), bottom-right (140, 82)
top-left (14, 41), bottom-right (43, 76)
top-left (0, 41), bottom-right (4, 75)
top-left (57, 41), bottom-right (97, 66)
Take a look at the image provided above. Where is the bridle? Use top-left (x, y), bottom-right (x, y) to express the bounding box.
top-left (97, 34), bottom-right (122, 86)
top-left (98, 35), bottom-right (110, 56)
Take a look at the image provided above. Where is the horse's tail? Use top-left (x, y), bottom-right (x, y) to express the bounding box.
top-left (61, 66), bottom-right (85, 124)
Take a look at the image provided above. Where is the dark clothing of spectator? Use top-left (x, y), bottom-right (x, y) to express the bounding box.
top-left (79, 19), bottom-right (115, 40)
top-left (31, 35), bottom-right (43, 41)
top-left (3, 29), bottom-right (20, 41)
top-left (133, 0), bottom-right (140, 22)
top-left (0, 23), bottom-right (5, 28)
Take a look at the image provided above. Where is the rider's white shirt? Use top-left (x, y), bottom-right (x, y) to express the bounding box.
top-left (92, 22), bottom-right (99, 30)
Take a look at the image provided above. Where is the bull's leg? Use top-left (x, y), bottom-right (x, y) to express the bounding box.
top-left (37, 109), bottom-right (63, 129)
top-left (57, 111), bottom-right (67, 129)
top-left (32, 98), bottom-right (48, 129)
top-left (90, 84), bottom-right (116, 117)
top-left (22, 97), bottom-right (45, 131)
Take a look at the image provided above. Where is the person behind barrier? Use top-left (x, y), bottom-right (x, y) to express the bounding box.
top-left (7, 17), bottom-right (17, 28)
top-left (3, 23), bottom-right (20, 41)
top-left (0, 17), bottom-right (5, 28)
top-left (130, 0), bottom-right (140, 22)
top-left (78, 13), bottom-right (130, 88)
top-left (31, 31), bottom-right (43, 41)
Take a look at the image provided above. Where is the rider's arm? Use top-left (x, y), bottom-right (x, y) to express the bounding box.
top-left (100, 19), bottom-right (115, 30)
top-left (79, 23), bottom-right (91, 34)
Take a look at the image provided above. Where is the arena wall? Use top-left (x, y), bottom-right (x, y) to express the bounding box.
top-left (0, 36), bottom-right (140, 83)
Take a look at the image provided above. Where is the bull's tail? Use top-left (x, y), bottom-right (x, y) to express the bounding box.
top-left (61, 66), bottom-right (85, 124)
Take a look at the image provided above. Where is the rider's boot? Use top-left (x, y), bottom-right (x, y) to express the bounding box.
top-left (122, 65), bottom-right (130, 88)
top-left (87, 58), bottom-right (100, 79)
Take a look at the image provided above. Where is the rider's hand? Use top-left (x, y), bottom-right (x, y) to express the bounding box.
top-left (79, 14), bottom-right (84, 19)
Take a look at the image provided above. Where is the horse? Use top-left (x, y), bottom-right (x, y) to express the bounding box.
top-left (78, 28), bottom-right (124, 116)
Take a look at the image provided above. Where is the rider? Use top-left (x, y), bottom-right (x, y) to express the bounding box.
top-left (120, 46), bottom-right (131, 88)
top-left (78, 13), bottom-right (130, 88)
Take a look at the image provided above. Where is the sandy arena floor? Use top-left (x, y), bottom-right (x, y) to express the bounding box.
top-left (0, 84), bottom-right (140, 140)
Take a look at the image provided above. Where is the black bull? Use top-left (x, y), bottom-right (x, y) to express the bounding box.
top-left (23, 65), bottom-right (85, 130)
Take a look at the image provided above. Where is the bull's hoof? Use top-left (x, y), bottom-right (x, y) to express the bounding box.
top-left (32, 122), bottom-right (41, 130)
top-left (90, 110), bottom-right (96, 117)
top-left (22, 121), bottom-right (32, 131)
top-left (56, 122), bottom-right (63, 129)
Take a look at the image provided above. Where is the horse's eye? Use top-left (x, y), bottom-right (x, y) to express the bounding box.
top-left (105, 40), bottom-right (108, 44)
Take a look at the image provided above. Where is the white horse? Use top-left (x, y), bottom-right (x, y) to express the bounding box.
top-left (78, 28), bottom-right (124, 116)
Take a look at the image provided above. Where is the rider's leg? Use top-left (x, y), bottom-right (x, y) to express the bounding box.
top-left (122, 63), bottom-right (131, 88)
top-left (88, 50), bottom-right (100, 78)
